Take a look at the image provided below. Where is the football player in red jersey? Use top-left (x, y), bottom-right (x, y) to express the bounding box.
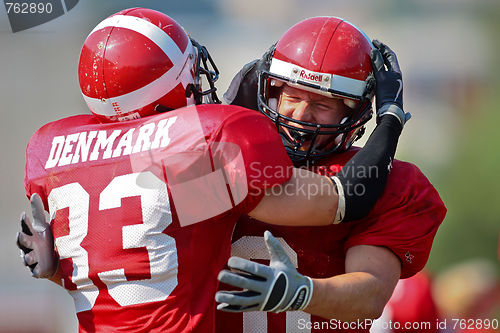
top-left (17, 10), bottom-right (408, 333)
top-left (215, 17), bottom-right (446, 332)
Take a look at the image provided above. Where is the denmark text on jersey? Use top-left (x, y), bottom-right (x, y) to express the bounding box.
top-left (44, 117), bottom-right (178, 169)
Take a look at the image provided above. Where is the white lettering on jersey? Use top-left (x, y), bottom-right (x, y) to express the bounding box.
top-left (45, 117), bottom-right (178, 169)
top-left (58, 133), bottom-right (80, 167)
top-left (132, 122), bottom-right (155, 153)
top-left (72, 131), bottom-right (98, 164)
top-left (45, 136), bottom-right (65, 169)
top-left (91, 130), bottom-right (122, 161)
top-left (112, 128), bottom-right (135, 158)
top-left (151, 117), bottom-right (176, 149)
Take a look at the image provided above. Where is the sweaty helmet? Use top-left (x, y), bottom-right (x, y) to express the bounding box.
top-left (257, 16), bottom-right (375, 163)
top-left (78, 8), bottom-right (220, 123)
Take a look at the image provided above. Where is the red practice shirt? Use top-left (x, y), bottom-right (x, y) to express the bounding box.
top-left (215, 148), bottom-right (447, 333)
top-left (25, 104), bottom-right (293, 333)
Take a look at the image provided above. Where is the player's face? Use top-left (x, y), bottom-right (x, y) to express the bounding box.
top-left (277, 85), bottom-right (352, 151)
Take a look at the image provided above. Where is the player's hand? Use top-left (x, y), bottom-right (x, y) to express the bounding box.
top-left (223, 44), bottom-right (275, 110)
top-left (370, 40), bottom-right (411, 127)
top-left (16, 193), bottom-right (58, 279)
top-left (215, 231), bottom-right (313, 313)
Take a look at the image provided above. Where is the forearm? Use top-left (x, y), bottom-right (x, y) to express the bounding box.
top-left (305, 245), bottom-right (401, 321)
top-left (336, 114), bottom-right (402, 222)
top-left (249, 168), bottom-right (337, 226)
top-left (305, 272), bottom-right (389, 321)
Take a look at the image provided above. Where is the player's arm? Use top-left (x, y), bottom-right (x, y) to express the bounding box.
top-left (305, 166), bottom-right (446, 320)
top-left (305, 244), bottom-right (400, 321)
top-left (216, 231), bottom-right (400, 319)
top-left (248, 167), bottom-right (337, 226)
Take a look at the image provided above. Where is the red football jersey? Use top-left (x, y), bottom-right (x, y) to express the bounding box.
top-left (215, 148), bottom-right (446, 333)
top-left (24, 104), bottom-right (293, 333)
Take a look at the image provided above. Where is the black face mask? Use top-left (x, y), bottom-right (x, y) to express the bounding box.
top-left (186, 38), bottom-right (221, 105)
top-left (258, 73), bottom-right (374, 164)
top-left (288, 129), bottom-right (313, 149)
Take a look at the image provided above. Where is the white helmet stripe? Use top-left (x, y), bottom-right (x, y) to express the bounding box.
top-left (270, 58), bottom-right (366, 98)
top-left (83, 15), bottom-right (195, 116)
top-left (89, 15), bottom-right (184, 65)
top-left (82, 43), bottom-right (194, 116)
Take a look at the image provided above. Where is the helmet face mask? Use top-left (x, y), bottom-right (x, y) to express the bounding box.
top-left (188, 38), bottom-right (221, 105)
top-left (78, 8), bottom-right (220, 123)
top-left (256, 16), bottom-right (375, 163)
top-left (257, 69), bottom-right (374, 163)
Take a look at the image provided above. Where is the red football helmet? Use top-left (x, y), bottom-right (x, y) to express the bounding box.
top-left (78, 8), bottom-right (220, 123)
top-left (258, 16), bottom-right (375, 162)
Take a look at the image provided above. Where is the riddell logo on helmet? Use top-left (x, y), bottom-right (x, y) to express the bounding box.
top-left (299, 70), bottom-right (323, 82)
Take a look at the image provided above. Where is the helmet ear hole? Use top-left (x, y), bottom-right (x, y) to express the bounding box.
top-left (154, 104), bottom-right (174, 113)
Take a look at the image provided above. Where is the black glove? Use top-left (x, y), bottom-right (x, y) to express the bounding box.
top-left (16, 193), bottom-right (58, 278)
top-left (223, 44), bottom-right (275, 110)
top-left (370, 40), bottom-right (411, 127)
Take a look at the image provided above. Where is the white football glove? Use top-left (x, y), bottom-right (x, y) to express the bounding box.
top-left (16, 193), bottom-right (58, 278)
top-left (216, 231), bottom-right (313, 313)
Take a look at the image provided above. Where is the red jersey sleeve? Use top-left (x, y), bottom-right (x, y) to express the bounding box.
top-left (345, 160), bottom-right (447, 278)
top-left (208, 106), bottom-right (293, 214)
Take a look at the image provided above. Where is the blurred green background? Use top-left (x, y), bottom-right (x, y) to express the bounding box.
top-left (1, 0), bottom-right (498, 331)
top-left (425, 3), bottom-right (500, 272)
